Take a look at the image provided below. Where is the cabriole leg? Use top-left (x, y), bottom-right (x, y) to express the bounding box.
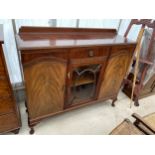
top-left (29, 127), bottom-right (35, 135)
top-left (12, 128), bottom-right (20, 134)
top-left (112, 98), bottom-right (117, 107)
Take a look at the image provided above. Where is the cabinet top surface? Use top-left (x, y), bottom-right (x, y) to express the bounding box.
top-left (17, 26), bottom-right (137, 51)
top-left (0, 25), bottom-right (4, 44)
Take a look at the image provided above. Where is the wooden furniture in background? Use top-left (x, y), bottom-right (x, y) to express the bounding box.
top-left (16, 26), bottom-right (136, 134)
top-left (122, 19), bottom-right (155, 106)
top-left (0, 25), bottom-right (21, 134)
top-left (110, 113), bottom-right (155, 135)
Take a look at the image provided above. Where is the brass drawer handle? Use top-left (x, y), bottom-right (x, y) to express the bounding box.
top-left (88, 50), bottom-right (94, 57)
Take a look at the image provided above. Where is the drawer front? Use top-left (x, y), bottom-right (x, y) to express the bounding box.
top-left (110, 45), bottom-right (135, 56)
top-left (21, 49), bottom-right (68, 64)
top-left (70, 56), bottom-right (107, 67)
top-left (70, 47), bottom-right (109, 59)
top-left (0, 98), bottom-right (14, 116)
top-left (0, 113), bottom-right (19, 133)
top-left (0, 53), bottom-right (5, 74)
top-left (0, 75), bottom-right (11, 96)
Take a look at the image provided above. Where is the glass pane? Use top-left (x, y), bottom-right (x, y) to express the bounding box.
top-left (69, 64), bottom-right (102, 105)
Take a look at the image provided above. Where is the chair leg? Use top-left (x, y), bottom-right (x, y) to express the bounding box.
top-left (134, 97), bottom-right (140, 106)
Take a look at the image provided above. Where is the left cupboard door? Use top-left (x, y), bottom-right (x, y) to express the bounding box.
top-left (23, 57), bottom-right (67, 120)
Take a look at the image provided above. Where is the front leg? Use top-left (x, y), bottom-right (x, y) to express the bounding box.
top-left (12, 128), bottom-right (20, 134)
top-left (28, 118), bottom-right (36, 135)
top-left (25, 101), bottom-right (28, 113)
top-left (112, 97), bottom-right (117, 107)
top-left (29, 127), bottom-right (35, 135)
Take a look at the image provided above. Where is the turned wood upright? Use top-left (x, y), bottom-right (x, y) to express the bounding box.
top-left (123, 19), bottom-right (155, 106)
top-left (16, 26), bottom-right (136, 134)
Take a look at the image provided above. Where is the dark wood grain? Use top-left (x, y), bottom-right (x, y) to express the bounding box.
top-left (18, 27), bottom-right (136, 133)
top-left (24, 57), bottom-right (67, 119)
top-left (0, 25), bottom-right (21, 134)
top-left (16, 26), bottom-right (136, 51)
top-left (0, 113), bottom-right (19, 134)
top-left (98, 47), bottom-right (134, 100)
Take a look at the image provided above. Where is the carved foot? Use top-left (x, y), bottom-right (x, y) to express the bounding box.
top-left (12, 129), bottom-right (20, 134)
top-left (112, 98), bottom-right (117, 107)
top-left (29, 128), bottom-right (35, 135)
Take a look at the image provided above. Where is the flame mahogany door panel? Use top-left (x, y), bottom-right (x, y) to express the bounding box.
top-left (23, 57), bottom-right (67, 120)
top-left (98, 46), bottom-right (134, 99)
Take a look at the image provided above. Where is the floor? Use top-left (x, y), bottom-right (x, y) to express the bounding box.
top-left (18, 91), bottom-right (155, 135)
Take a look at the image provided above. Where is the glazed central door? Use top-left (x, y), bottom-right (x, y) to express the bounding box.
top-left (23, 57), bottom-right (67, 119)
top-left (66, 57), bottom-right (107, 108)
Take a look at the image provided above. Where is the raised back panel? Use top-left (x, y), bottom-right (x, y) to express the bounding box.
top-left (19, 26), bottom-right (117, 34)
top-left (24, 57), bottom-right (67, 119)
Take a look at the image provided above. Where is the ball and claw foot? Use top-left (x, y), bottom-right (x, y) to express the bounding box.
top-left (29, 128), bottom-right (35, 135)
top-left (111, 98), bottom-right (117, 107)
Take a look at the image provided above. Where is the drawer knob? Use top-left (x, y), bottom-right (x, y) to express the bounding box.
top-left (88, 50), bottom-right (94, 57)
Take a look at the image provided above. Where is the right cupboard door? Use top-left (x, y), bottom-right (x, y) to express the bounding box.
top-left (98, 46), bottom-right (134, 100)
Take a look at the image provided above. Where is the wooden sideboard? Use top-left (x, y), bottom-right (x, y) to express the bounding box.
top-left (0, 25), bottom-right (21, 134)
top-left (16, 26), bottom-right (137, 134)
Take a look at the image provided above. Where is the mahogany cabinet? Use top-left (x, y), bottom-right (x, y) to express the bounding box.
top-left (16, 26), bottom-right (136, 134)
top-left (0, 25), bottom-right (21, 134)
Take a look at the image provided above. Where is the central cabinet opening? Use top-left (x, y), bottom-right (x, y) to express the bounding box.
top-left (65, 56), bottom-right (107, 108)
top-left (70, 64), bottom-right (101, 104)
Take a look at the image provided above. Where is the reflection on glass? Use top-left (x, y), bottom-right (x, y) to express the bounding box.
top-left (69, 64), bottom-right (101, 105)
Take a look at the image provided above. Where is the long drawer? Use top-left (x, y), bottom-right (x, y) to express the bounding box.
top-left (0, 74), bottom-right (11, 95)
top-left (0, 98), bottom-right (14, 116)
top-left (0, 113), bottom-right (19, 133)
top-left (70, 47), bottom-right (109, 59)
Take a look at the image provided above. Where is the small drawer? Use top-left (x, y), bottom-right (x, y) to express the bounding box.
top-left (70, 56), bottom-right (107, 67)
top-left (0, 113), bottom-right (19, 133)
top-left (0, 98), bottom-right (14, 116)
top-left (111, 45), bottom-right (135, 56)
top-left (22, 49), bottom-right (69, 64)
top-left (70, 47), bottom-right (109, 59)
